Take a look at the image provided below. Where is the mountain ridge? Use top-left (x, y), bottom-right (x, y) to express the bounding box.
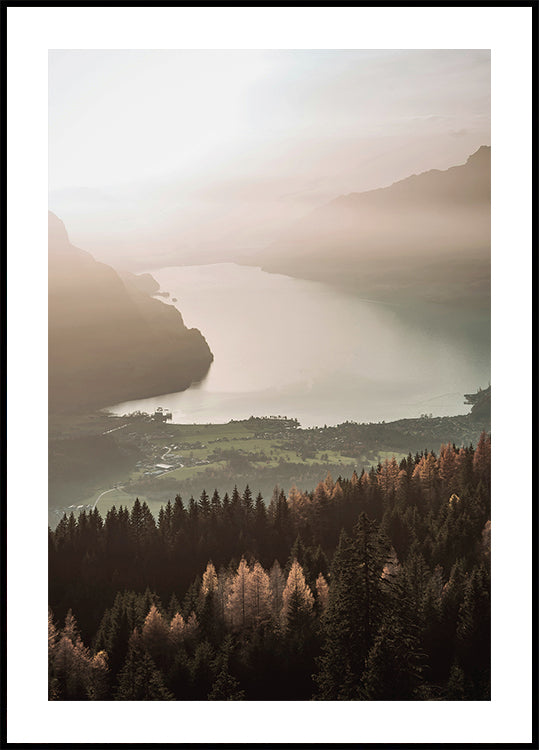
top-left (49, 212), bottom-right (213, 413)
top-left (257, 146), bottom-right (490, 306)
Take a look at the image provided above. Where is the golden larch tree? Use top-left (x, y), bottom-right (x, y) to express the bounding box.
top-left (226, 558), bottom-right (251, 629)
top-left (281, 559), bottom-right (314, 627)
top-left (315, 572), bottom-right (329, 613)
top-left (269, 559), bottom-right (286, 621)
top-left (247, 560), bottom-right (272, 624)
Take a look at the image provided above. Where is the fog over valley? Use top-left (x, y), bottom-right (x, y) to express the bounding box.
top-left (46, 46), bottom-right (493, 706)
top-left (49, 50), bottom-right (490, 271)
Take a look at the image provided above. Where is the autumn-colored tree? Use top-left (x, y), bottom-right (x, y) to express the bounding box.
top-left (437, 443), bottom-right (458, 494)
top-left (48, 610), bottom-right (59, 700)
top-left (268, 559), bottom-right (286, 621)
top-left (315, 573), bottom-right (329, 614)
top-left (287, 485), bottom-right (313, 530)
top-left (86, 651), bottom-right (109, 700)
top-left (201, 561), bottom-right (219, 597)
top-left (377, 457), bottom-right (400, 497)
top-left (473, 431), bottom-right (491, 489)
top-left (331, 480), bottom-right (343, 503)
top-left (198, 561), bottom-right (222, 642)
top-left (217, 568), bottom-right (234, 624)
top-left (412, 452), bottom-right (439, 506)
top-left (247, 561), bottom-right (272, 624)
top-left (281, 559), bottom-right (314, 628)
top-left (169, 612), bottom-right (186, 646)
top-left (142, 604), bottom-right (169, 665)
top-left (51, 610), bottom-right (109, 700)
top-left (185, 612), bottom-right (199, 639)
top-left (226, 558), bottom-right (251, 629)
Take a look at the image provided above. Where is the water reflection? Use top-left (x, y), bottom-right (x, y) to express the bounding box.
top-left (107, 264), bottom-right (490, 427)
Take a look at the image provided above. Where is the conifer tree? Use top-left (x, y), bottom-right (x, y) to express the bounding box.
top-left (268, 559), bottom-right (286, 621)
top-left (207, 636), bottom-right (245, 700)
top-left (199, 489), bottom-right (211, 519)
top-left (198, 562), bottom-right (222, 642)
top-left (247, 561), bottom-right (272, 624)
top-left (315, 573), bottom-right (329, 614)
top-left (315, 516), bottom-right (389, 699)
top-left (201, 561), bottom-right (219, 597)
top-left (48, 610), bottom-right (59, 700)
top-left (211, 489), bottom-right (222, 515)
top-left (473, 432), bottom-right (491, 490)
top-left (171, 494), bottom-right (186, 533)
top-left (169, 612), bottom-right (186, 647)
top-left (142, 604), bottom-right (169, 666)
top-left (115, 630), bottom-right (173, 701)
top-left (281, 559), bottom-right (314, 628)
top-left (226, 558), bottom-right (251, 629)
top-left (455, 564), bottom-right (491, 699)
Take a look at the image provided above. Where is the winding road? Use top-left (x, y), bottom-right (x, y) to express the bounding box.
top-left (93, 486), bottom-right (126, 510)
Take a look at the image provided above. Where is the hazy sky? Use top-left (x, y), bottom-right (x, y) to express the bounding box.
top-left (49, 49), bottom-right (490, 264)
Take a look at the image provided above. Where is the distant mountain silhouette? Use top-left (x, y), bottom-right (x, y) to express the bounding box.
top-left (260, 146), bottom-right (490, 306)
top-left (49, 212), bottom-right (213, 412)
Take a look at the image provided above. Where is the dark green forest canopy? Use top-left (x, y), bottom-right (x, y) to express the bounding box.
top-left (49, 434), bottom-right (490, 701)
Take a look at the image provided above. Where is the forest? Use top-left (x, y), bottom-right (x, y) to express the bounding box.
top-left (48, 433), bottom-right (490, 701)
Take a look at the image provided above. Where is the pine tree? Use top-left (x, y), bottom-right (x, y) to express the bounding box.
top-left (360, 562), bottom-right (424, 700)
top-left (115, 630), bottom-right (173, 701)
top-left (207, 636), bottom-right (245, 700)
top-left (315, 516), bottom-right (389, 699)
top-left (199, 489), bottom-right (211, 520)
top-left (211, 489), bottom-right (222, 515)
top-left (473, 432), bottom-right (491, 490)
top-left (171, 494), bottom-right (186, 533)
top-left (455, 564), bottom-right (491, 699)
top-left (86, 651), bottom-right (109, 700)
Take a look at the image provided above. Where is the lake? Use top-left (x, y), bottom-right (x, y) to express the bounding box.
top-left (107, 263), bottom-right (490, 428)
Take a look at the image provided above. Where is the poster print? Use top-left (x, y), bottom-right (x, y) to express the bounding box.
top-left (5, 4), bottom-right (534, 746)
top-left (47, 47), bottom-right (492, 702)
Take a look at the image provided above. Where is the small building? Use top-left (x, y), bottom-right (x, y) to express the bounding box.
top-left (152, 407), bottom-right (173, 423)
top-left (155, 463), bottom-right (173, 470)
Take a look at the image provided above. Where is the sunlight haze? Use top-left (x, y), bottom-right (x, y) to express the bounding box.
top-left (49, 49), bottom-right (490, 266)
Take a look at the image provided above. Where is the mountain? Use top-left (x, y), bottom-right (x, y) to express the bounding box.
top-left (49, 212), bottom-right (213, 412)
top-left (258, 146), bottom-right (490, 307)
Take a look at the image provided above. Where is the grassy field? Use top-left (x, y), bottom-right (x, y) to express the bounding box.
top-left (49, 411), bottom-right (488, 526)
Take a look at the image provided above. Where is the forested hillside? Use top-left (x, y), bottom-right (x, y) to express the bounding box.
top-left (49, 434), bottom-right (490, 701)
top-left (49, 212), bottom-right (213, 412)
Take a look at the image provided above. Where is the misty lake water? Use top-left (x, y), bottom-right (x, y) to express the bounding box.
top-left (107, 263), bottom-right (490, 428)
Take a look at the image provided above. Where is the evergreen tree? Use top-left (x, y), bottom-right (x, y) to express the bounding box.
top-left (316, 516), bottom-right (389, 699)
top-left (115, 630), bottom-right (173, 701)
